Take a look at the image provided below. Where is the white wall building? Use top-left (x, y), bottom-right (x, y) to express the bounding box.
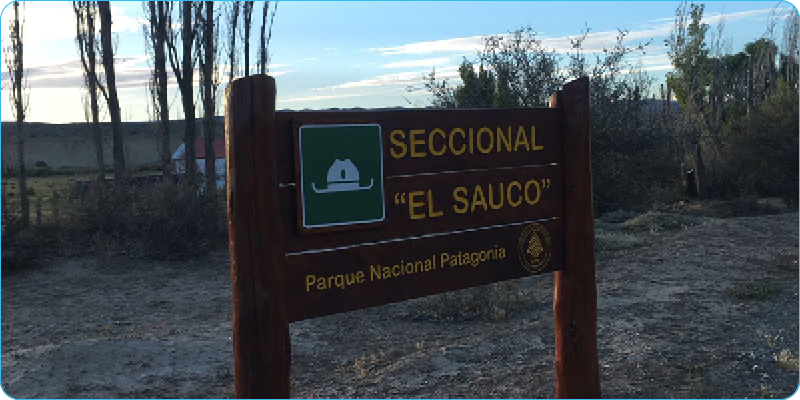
top-left (172, 138), bottom-right (226, 190)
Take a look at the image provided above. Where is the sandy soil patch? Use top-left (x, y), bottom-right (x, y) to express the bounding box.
top-left (2, 213), bottom-right (797, 398)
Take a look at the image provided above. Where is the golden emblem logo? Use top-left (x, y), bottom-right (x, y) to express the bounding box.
top-left (517, 223), bottom-right (552, 274)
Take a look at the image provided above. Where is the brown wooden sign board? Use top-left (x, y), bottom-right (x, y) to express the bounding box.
top-left (226, 76), bottom-right (599, 398)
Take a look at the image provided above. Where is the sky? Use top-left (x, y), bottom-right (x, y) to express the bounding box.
top-left (0, 0), bottom-right (797, 124)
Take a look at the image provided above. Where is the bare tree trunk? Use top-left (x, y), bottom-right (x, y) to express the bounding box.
top-left (98, 1), bottom-right (125, 180)
top-left (6, 2), bottom-right (29, 226)
top-left (242, 1), bottom-right (253, 77)
top-left (165, 1), bottom-right (197, 180)
top-left (201, 1), bottom-right (216, 196)
top-left (259, 1), bottom-right (269, 75)
top-left (148, 1), bottom-right (172, 179)
top-left (182, 2), bottom-right (197, 178)
top-left (74, 1), bottom-right (105, 182)
top-left (694, 142), bottom-right (707, 199)
top-left (227, 1), bottom-right (240, 84)
top-left (16, 101), bottom-right (28, 226)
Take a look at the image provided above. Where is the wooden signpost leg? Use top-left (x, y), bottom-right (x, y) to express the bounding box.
top-left (550, 77), bottom-right (601, 398)
top-left (226, 75), bottom-right (291, 399)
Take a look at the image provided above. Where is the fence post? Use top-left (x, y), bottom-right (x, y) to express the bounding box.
top-left (35, 197), bottom-right (42, 226)
top-left (550, 77), bottom-right (601, 398)
top-left (225, 75), bottom-right (291, 398)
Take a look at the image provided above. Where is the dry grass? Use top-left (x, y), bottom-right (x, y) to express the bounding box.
top-left (619, 212), bottom-right (707, 233)
top-left (774, 349), bottom-right (799, 372)
top-left (595, 232), bottom-right (647, 251)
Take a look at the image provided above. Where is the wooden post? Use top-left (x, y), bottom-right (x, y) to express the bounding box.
top-left (549, 77), bottom-right (601, 398)
top-left (225, 75), bottom-right (291, 398)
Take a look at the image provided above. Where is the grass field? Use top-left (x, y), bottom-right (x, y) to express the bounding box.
top-left (2, 175), bottom-right (86, 224)
top-left (1, 171), bottom-right (165, 225)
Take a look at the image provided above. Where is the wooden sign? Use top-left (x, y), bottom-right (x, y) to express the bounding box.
top-left (226, 76), bottom-right (599, 398)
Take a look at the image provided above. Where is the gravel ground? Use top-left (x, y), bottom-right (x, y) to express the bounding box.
top-left (2, 212), bottom-right (797, 398)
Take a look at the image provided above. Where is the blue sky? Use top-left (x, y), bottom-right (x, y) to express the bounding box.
top-left (0, 0), bottom-right (797, 123)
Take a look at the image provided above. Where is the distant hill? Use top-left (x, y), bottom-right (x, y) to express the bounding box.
top-left (1, 102), bottom-right (679, 169)
top-left (1, 118), bottom-right (223, 169)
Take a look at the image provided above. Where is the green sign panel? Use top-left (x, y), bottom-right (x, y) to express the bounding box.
top-left (299, 124), bottom-right (385, 229)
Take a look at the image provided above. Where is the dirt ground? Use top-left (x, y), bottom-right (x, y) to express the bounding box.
top-left (2, 212), bottom-right (798, 398)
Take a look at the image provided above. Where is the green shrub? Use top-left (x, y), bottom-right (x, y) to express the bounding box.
top-left (716, 80), bottom-right (798, 204)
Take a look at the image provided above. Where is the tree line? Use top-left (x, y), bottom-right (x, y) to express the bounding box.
top-left (6, 1), bottom-right (278, 226)
top-left (419, 2), bottom-right (798, 213)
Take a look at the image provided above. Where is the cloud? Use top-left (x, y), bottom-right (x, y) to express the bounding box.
top-left (370, 7), bottom-right (783, 57)
top-left (2, 55), bottom-right (169, 90)
top-left (1, 2), bottom-right (143, 47)
top-left (281, 91), bottom-right (380, 103)
top-left (381, 57), bottom-right (451, 69)
top-left (312, 66), bottom-right (460, 92)
top-left (373, 36), bottom-right (486, 55)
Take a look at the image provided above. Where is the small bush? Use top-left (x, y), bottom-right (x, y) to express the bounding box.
top-left (1, 212), bottom-right (58, 273)
top-left (63, 180), bottom-right (226, 260)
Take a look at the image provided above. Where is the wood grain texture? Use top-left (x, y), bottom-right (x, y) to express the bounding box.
top-left (285, 218), bottom-right (564, 322)
top-left (552, 77), bottom-right (601, 398)
top-left (226, 75), bottom-right (291, 399)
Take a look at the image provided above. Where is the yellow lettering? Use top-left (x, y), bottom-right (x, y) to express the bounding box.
top-left (370, 265), bottom-right (382, 280)
top-left (497, 126), bottom-right (512, 152)
top-left (305, 275), bottom-right (316, 292)
top-left (530, 125), bottom-right (543, 150)
top-left (389, 130), bottom-right (407, 159)
top-left (524, 179), bottom-right (541, 205)
top-left (471, 185), bottom-right (488, 212)
top-left (450, 128), bottom-right (466, 155)
top-left (429, 128), bottom-right (447, 156)
top-left (488, 182), bottom-right (504, 210)
top-left (477, 127), bottom-right (494, 154)
top-left (408, 191), bottom-right (426, 219)
top-left (426, 190), bottom-right (443, 218)
top-left (453, 187), bottom-right (468, 214)
top-left (514, 126), bottom-right (530, 152)
top-left (356, 271), bottom-right (365, 284)
top-left (410, 129), bottom-right (427, 158)
top-left (468, 128), bottom-right (475, 154)
top-left (507, 181), bottom-right (523, 207)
